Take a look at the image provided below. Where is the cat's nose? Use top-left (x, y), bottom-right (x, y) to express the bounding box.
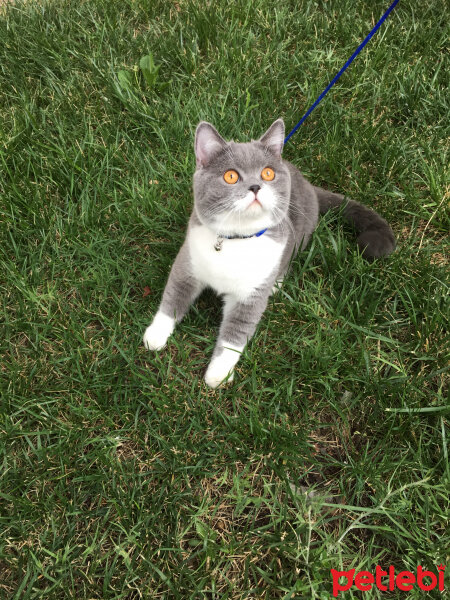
top-left (248, 185), bottom-right (261, 194)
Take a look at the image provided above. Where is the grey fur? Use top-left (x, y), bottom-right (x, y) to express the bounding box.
top-left (147, 118), bottom-right (395, 382)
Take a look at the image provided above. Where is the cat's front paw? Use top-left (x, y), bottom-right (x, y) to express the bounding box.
top-left (204, 343), bottom-right (244, 388)
top-left (271, 277), bottom-right (284, 295)
top-left (143, 312), bottom-right (175, 351)
top-left (204, 364), bottom-right (234, 389)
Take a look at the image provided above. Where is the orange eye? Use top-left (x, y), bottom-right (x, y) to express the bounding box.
top-left (261, 167), bottom-right (275, 181)
top-left (223, 170), bottom-right (239, 184)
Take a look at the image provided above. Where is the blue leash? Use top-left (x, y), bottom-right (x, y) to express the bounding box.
top-left (284, 0), bottom-right (400, 144)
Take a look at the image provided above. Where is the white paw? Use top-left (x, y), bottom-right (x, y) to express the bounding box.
top-left (271, 278), bottom-right (284, 295)
top-left (204, 365), bottom-right (235, 389)
top-left (143, 312), bottom-right (175, 351)
top-left (204, 343), bottom-right (244, 389)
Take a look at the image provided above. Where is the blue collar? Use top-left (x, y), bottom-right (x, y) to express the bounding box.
top-left (222, 228), bottom-right (268, 240)
top-left (214, 228), bottom-right (268, 251)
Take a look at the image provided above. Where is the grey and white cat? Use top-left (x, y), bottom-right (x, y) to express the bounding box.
top-left (143, 119), bottom-right (395, 387)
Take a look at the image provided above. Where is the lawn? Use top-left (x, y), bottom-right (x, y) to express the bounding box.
top-left (0, 0), bottom-right (448, 598)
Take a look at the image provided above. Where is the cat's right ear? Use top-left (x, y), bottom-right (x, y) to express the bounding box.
top-left (195, 122), bottom-right (227, 168)
top-left (259, 118), bottom-right (285, 157)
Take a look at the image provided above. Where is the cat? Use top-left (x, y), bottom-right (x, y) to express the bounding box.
top-left (143, 119), bottom-right (395, 388)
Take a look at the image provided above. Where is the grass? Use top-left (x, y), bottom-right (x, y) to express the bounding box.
top-left (0, 0), bottom-right (448, 598)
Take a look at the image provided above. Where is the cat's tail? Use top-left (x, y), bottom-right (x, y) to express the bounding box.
top-left (314, 186), bottom-right (396, 259)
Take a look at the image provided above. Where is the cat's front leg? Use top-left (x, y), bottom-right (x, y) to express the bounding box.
top-left (143, 244), bottom-right (203, 351)
top-left (204, 289), bottom-right (271, 388)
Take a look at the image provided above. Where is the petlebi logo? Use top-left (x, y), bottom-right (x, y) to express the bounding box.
top-left (330, 564), bottom-right (445, 597)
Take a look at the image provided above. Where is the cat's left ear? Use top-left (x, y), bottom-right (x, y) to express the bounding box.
top-left (195, 122), bottom-right (227, 168)
top-left (259, 118), bottom-right (285, 157)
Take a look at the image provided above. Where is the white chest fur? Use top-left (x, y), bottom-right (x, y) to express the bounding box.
top-left (188, 225), bottom-right (284, 300)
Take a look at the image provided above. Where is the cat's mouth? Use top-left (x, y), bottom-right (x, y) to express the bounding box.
top-left (247, 197), bottom-right (262, 210)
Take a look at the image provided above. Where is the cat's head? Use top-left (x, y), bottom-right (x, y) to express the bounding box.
top-left (193, 119), bottom-right (291, 235)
